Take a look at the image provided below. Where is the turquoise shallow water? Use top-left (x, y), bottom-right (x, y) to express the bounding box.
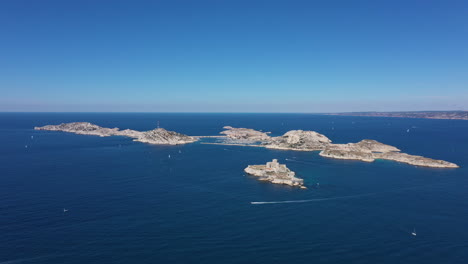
top-left (0, 113), bottom-right (467, 264)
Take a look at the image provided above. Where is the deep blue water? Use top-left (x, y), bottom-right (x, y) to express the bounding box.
top-left (1, 113), bottom-right (467, 264)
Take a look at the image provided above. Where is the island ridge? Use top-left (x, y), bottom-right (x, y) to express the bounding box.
top-left (35, 122), bottom-right (459, 169)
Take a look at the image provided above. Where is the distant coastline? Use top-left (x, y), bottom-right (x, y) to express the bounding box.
top-left (325, 111), bottom-right (468, 120)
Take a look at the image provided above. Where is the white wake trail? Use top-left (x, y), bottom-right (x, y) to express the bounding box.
top-left (285, 158), bottom-right (317, 165)
top-left (250, 183), bottom-right (445, 205)
top-left (0, 255), bottom-right (58, 264)
top-left (251, 192), bottom-right (378, 205)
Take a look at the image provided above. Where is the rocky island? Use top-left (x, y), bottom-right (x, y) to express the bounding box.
top-left (34, 122), bottom-right (143, 137)
top-left (319, 139), bottom-right (459, 168)
top-left (217, 126), bottom-right (458, 168)
top-left (34, 122), bottom-right (197, 145)
top-left (263, 130), bottom-right (332, 151)
top-left (220, 126), bottom-right (271, 143)
top-left (244, 159), bottom-right (306, 188)
top-left (230, 127), bottom-right (458, 168)
top-left (319, 139), bottom-right (399, 162)
top-left (211, 125), bottom-right (459, 168)
top-left (35, 122), bottom-right (459, 168)
top-left (134, 128), bottom-right (198, 145)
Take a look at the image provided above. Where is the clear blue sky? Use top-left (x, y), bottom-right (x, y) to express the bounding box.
top-left (1, 0), bottom-right (467, 112)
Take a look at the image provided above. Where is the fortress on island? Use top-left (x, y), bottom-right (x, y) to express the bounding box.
top-left (35, 122), bottom-right (460, 189)
top-left (244, 159), bottom-right (305, 188)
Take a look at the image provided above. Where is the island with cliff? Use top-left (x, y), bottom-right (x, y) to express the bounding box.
top-left (35, 121), bottom-right (459, 189)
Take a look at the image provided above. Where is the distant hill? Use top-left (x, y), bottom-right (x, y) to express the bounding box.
top-left (326, 111), bottom-right (468, 120)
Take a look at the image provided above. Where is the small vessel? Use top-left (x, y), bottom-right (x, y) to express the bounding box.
top-left (179, 150), bottom-right (181, 154)
top-left (168, 154), bottom-right (171, 158)
top-left (411, 228), bottom-right (417, 236)
top-left (63, 208), bottom-right (68, 213)
top-left (31, 136), bottom-right (34, 139)
top-left (25, 145), bottom-right (28, 148)
top-left (407, 129), bottom-right (410, 133)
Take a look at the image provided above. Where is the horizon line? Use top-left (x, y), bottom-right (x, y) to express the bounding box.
top-left (0, 110), bottom-right (466, 114)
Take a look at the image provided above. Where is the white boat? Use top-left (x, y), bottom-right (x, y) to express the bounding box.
top-left (168, 154), bottom-right (171, 158)
top-left (63, 208), bottom-right (68, 213)
top-left (411, 228), bottom-right (416, 236)
top-left (407, 129), bottom-right (410, 132)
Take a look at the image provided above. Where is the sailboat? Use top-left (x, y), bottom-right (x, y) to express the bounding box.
top-left (411, 228), bottom-right (417, 236)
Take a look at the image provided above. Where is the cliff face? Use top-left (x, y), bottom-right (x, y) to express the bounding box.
top-left (34, 122), bottom-right (197, 145)
top-left (264, 130), bottom-right (332, 151)
top-left (244, 159), bottom-right (305, 188)
top-left (134, 128), bottom-right (197, 145)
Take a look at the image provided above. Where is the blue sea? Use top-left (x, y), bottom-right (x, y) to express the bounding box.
top-left (1, 113), bottom-right (467, 264)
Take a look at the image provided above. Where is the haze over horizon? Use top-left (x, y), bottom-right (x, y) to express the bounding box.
top-left (1, 0), bottom-right (467, 112)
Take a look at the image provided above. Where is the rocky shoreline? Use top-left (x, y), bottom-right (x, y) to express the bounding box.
top-left (34, 122), bottom-right (197, 145)
top-left (319, 139), bottom-right (458, 168)
top-left (134, 128), bottom-right (198, 145)
top-left (215, 127), bottom-right (458, 168)
top-left (245, 159), bottom-right (305, 188)
top-left (34, 122), bottom-right (143, 138)
top-left (220, 126), bottom-right (271, 143)
top-left (263, 130), bottom-right (332, 151)
top-left (35, 122), bottom-right (459, 170)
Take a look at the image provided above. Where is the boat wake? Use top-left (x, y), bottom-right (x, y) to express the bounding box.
top-left (0, 255), bottom-right (57, 264)
top-left (251, 192), bottom-right (378, 205)
top-left (250, 183), bottom-right (444, 205)
top-left (285, 158), bottom-right (317, 165)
